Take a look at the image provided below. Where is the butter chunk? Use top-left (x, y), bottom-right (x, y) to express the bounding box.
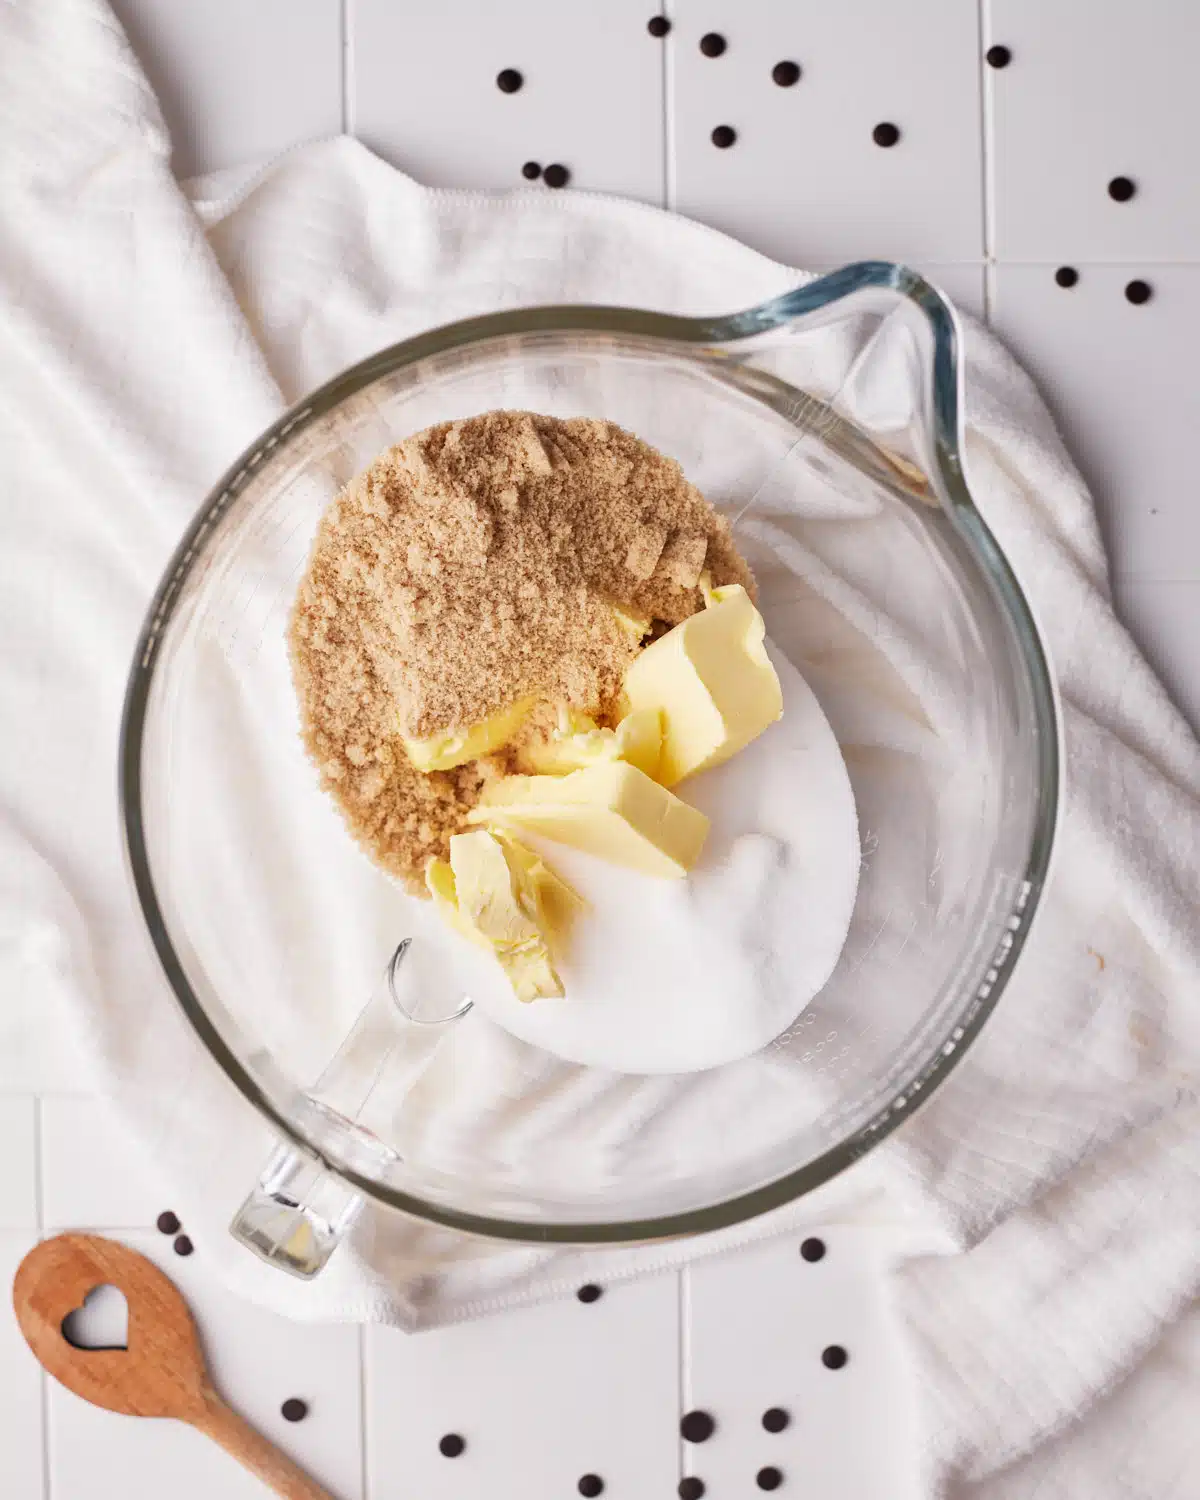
top-left (425, 857), bottom-right (483, 948)
top-left (469, 761), bottom-right (709, 878)
top-left (403, 696), bottom-right (535, 771)
top-left (450, 830), bottom-right (545, 950)
top-left (620, 584), bottom-right (783, 786)
top-left (524, 707), bottom-right (662, 780)
top-left (491, 829), bottom-right (586, 941)
top-left (612, 606), bottom-right (651, 645)
top-left (495, 945), bottom-right (563, 1005)
top-left (426, 829), bottom-right (581, 1002)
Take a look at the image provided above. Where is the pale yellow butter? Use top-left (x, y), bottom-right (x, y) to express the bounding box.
top-left (496, 946), bottom-right (563, 1005)
top-left (524, 706), bottom-right (662, 780)
top-left (403, 696), bottom-right (535, 772)
top-left (612, 606), bottom-right (651, 644)
top-left (402, 605), bottom-right (645, 775)
top-left (619, 583), bottom-right (783, 787)
top-left (425, 830), bottom-right (582, 1002)
top-left (490, 828), bottom-right (586, 939)
top-left (469, 761), bottom-right (709, 878)
top-left (425, 857), bottom-right (483, 947)
top-left (451, 831), bottom-right (544, 949)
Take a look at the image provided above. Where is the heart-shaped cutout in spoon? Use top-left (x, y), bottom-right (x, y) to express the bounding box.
top-left (61, 1282), bottom-right (129, 1352)
top-left (13, 1234), bottom-right (334, 1499)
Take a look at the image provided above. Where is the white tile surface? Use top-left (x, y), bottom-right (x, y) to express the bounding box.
top-left (0, 1232), bottom-right (46, 1500)
top-left (1116, 579), bottom-right (1200, 733)
top-left (672, 0), bottom-right (984, 265)
top-left (0, 1097), bottom-right (38, 1231)
top-left (991, 263), bottom-right (1200, 581)
top-left (5, 4), bottom-right (1200, 1500)
top-left (108, 0), bottom-right (343, 177)
top-left (991, 0), bottom-right (1200, 260)
top-left (684, 1229), bottom-right (924, 1498)
top-left (353, 0), bottom-right (665, 202)
top-left (41, 1096), bottom-right (167, 1233)
top-left (366, 1274), bottom-right (680, 1496)
top-left (45, 1230), bottom-right (364, 1500)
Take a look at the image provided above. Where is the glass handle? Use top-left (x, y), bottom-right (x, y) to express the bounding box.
top-left (228, 1140), bottom-right (364, 1281)
top-left (229, 940), bottom-right (472, 1279)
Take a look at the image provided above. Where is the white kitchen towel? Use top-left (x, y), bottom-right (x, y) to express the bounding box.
top-left (3, 3), bottom-right (1200, 1496)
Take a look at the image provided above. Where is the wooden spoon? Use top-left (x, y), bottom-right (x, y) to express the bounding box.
top-left (13, 1233), bottom-right (335, 1500)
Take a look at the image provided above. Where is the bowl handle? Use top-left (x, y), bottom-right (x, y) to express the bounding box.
top-left (229, 940), bottom-right (472, 1279)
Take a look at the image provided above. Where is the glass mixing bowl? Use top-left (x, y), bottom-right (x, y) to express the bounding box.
top-left (120, 262), bottom-right (1059, 1277)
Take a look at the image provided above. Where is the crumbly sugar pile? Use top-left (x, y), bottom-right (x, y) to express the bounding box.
top-left (290, 410), bottom-right (753, 890)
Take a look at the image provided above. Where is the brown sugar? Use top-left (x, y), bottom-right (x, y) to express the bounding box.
top-left (289, 410), bottom-right (753, 891)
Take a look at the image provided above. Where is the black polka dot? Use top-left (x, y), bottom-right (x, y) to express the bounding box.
top-left (576, 1283), bottom-right (603, 1303)
top-left (986, 45), bottom-right (1012, 69)
top-left (1125, 279), bottom-right (1153, 305)
top-left (762, 1407), bottom-right (790, 1433)
top-left (681, 1410), bottom-right (716, 1443)
top-left (647, 15), bottom-right (671, 38)
top-left (521, 161), bottom-right (541, 180)
top-left (678, 1481), bottom-right (706, 1500)
top-left (711, 125), bottom-right (737, 149)
top-left (280, 1398), bottom-right (308, 1423)
top-left (156, 1211), bottom-right (180, 1235)
top-left (439, 1433), bottom-right (466, 1458)
top-left (578, 1477), bottom-right (605, 1497)
top-left (800, 1237), bottom-right (826, 1262)
top-left (496, 69), bottom-right (523, 94)
top-left (821, 1344), bottom-right (849, 1370)
top-left (1055, 266), bottom-right (1079, 288)
top-left (757, 1467), bottom-right (784, 1491)
top-left (873, 122), bottom-right (901, 148)
top-left (699, 32), bottom-right (727, 58)
top-left (772, 61), bottom-right (801, 87)
top-left (543, 163), bottom-right (570, 189)
top-left (172, 1234), bottom-right (193, 1257)
top-left (1108, 176), bottom-right (1136, 202)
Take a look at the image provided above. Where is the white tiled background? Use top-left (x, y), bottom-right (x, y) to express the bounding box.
top-left (6, 1), bottom-right (1199, 1496)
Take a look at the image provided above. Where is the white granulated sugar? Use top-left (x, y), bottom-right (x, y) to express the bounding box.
top-left (460, 642), bottom-right (860, 1073)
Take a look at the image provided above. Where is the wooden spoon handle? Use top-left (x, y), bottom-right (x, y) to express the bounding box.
top-left (193, 1390), bottom-right (335, 1499)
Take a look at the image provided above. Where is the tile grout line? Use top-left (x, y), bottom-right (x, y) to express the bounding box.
top-left (341, 0), bottom-right (355, 138)
top-left (677, 1267), bottom-right (690, 1485)
top-left (33, 1097), bottom-right (52, 1500)
top-left (358, 1324), bottom-right (370, 1500)
top-left (978, 259), bottom-right (1200, 267)
top-left (979, 0), bottom-right (997, 324)
top-left (662, 2), bottom-right (677, 213)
